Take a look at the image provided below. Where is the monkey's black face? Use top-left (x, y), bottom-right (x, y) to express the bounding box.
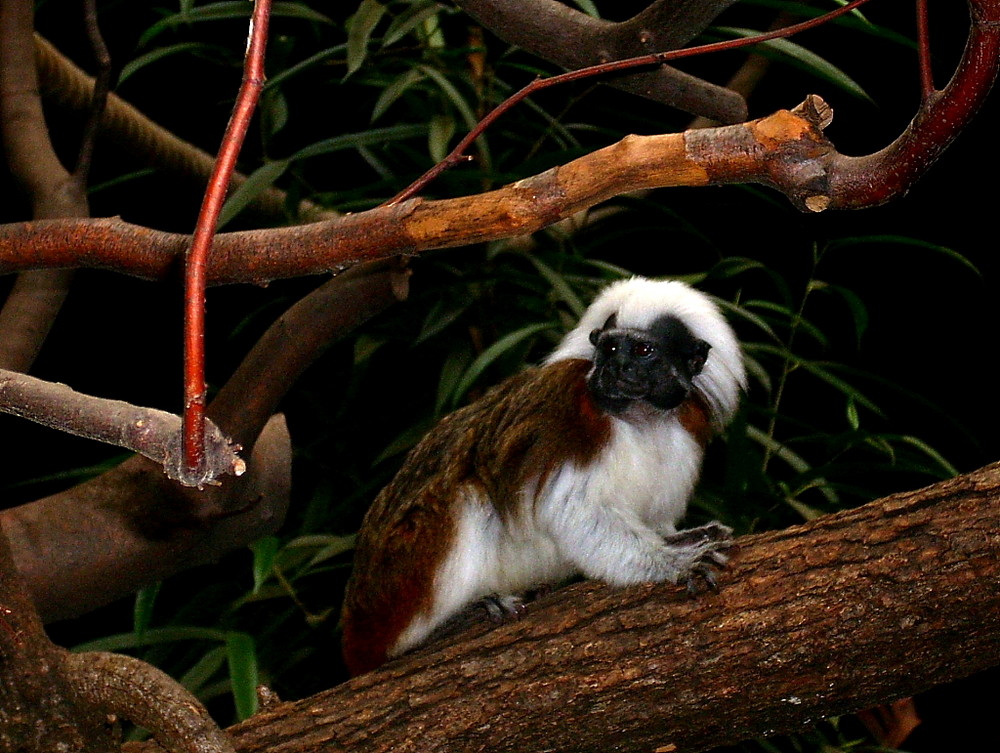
top-left (587, 314), bottom-right (710, 418)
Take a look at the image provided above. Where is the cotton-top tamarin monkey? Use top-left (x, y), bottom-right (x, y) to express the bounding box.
top-left (341, 277), bottom-right (746, 676)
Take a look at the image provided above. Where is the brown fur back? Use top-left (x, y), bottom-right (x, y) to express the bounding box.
top-left (340, 359), bottom-right (609, 674)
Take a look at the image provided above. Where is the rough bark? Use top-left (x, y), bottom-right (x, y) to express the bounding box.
top-left (0, 97), bottom-right (840, 284)
top-left (2, 261), bottom-right (404, 622)
top-left (0, 369), bottom-right (245, 486)
top-left (0, 0), bottom-right (83, 373)
top-left (455, 0), bottom-right (747, 122)
top-left (129, 462), bottom-right (1000, 753)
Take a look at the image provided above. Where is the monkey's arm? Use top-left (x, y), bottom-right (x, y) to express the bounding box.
top-left (540, 482), bottom-right (730, 591)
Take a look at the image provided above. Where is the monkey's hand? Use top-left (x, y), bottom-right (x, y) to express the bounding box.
top-left (661, 521), bottom-right (733, 594)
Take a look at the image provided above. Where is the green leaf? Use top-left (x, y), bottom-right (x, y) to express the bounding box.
top-left (264, 44), bottom-right (347, 92)
top-left (450, 322), bottom-right (553, 408)
top-left (140, 2), bottom-right (332, 47)
top-left (435, 345), bottom-right (473, 416)
top-left (417, 65), bottom-right (479, 131)
top-left (714, 27), bottom-right (872, 102)
top-left (417, 297), bottom-right (472, 344)
top-left (291, 124), bottom-right (427, 161)
top-left (346, 0), bottom-right (386, 79)
top-left (178, 645), bottom-right (227, 696)
top-left (797, 360), bottom-right (881, 415)
top-left (891, 435), bottom-right (958, 477)
top-left (373, 421), bottom-right (434, 466)
top-left (86, 169), bottom-right (157, 197)
top-left (734, 0), bottom-right (915, 47)
top-left (568, 0), bottom-right (601, 17)
top-left (525, 254), bottom-right (587, 318)
top-left (827, 235), bottom-right (981, 277)
top-left (846, 396), bottom-right (860, 431)
top-left (819, 282), bottom-right (869, 345)
top-left (118, 42), bottom-right (208, 85)
top-left (260, 88), bottom-right (290, 141)
top-left (225, 631), bottom-right (259, 720)
top-left (73, 626), bottom-right (230, 653)
top-left (372, 68), bottom-right (425, 122)
top-left (382, 0), bottom-right (442, 47)
top-left (133, 582), bottom-right (161, 639)
top-left (428, 114), bottom-right (456, 164)
top-left (745, 426), bottom-right (839, 505)
top-left (303, 534), bottom-right (357, 569)
top-left (218, 160), bottom-right (290, 228)
top-left (250, 536), bottom-right (280, 593)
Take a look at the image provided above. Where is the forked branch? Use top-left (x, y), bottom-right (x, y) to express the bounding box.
top-left (454, 0), bottom-right (747, 122)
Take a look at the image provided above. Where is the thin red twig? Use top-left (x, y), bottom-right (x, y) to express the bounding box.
top-left (916, 0), bottom-right (935, 97)
top-left (384, 0), bottom-right (874, 206)
top-left (182, 0), bottom-right (271, 483)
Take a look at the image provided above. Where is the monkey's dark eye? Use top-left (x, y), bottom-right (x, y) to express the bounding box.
top-left (632, 341), bottom-right (656, 359)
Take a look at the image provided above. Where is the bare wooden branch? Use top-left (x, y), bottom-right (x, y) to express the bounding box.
top-left (455, 0), bottom-right (747, 122)
top-left (0, 368), bottom-right (245, 487)
top-left (2, 414), bottom-right (290, 623)
top-left (73, 0), bottom-right (112, 182)
top-left (128, 461), bottom-right (1000, 753)
top-left (2, 263), bottom-right (400, 622)
top-left (0, 0), bottom-right (82, 372)
top-left (0, 96), bottom-right (839, 282)
top-left (9, 0), bottom-right (1000, 284)
top-left (68, 651), bottom-right (235, 753)
top-left (0, 521), bottom-right (113, 751)
top-left (828, 0), bottom-right (1000, 207)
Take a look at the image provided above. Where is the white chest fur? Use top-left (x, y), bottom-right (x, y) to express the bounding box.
top-left (391, 413), bottom-right (704, 658)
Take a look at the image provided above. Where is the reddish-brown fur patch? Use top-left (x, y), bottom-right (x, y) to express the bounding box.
top-left (678, 393), bottom-right (713, 447)
top-left (340, 359), bottom-right (608, 674)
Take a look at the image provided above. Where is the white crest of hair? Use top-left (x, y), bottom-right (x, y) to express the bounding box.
top-left (546, 277), bottom-right (746, 429)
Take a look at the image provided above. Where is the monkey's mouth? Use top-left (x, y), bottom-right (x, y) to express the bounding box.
top-left (606, 379), bottom-right (651, 400)
top-left (598, 371), bottom-right (652, 399)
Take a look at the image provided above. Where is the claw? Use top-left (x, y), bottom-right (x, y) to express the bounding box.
top-left (481, 594), bottom-right (525, 622)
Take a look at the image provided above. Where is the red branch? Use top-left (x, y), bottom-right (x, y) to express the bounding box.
top-left (386, 0), bottom-right (873, 205)
top-left (916, 0), bottom-right (934, 97)
top-left (181, 0), bottom-right (272, 486)
top-left (829, 0), bottom-right (1000, 207)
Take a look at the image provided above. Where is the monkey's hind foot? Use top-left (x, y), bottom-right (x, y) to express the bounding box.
top-left (481, 594), bottom-right (527, 623)
top-left (661, 521), bottom-right (734, 594)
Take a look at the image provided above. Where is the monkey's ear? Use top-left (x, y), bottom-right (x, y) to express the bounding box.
top-left (588, 313), bottom-right (618, 346)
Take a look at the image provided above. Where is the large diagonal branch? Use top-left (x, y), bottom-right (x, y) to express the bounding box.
top-left (126, 461), bottom-right (1000, 753)
top-left (455, 0), bottom-right (747, 122)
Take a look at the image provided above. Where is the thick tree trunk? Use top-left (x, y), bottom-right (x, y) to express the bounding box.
top-left (124, 461), bottom-right (1000, 753)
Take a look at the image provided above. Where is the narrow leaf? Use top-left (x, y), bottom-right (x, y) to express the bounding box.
top-left (250, 536), bottom-right (280, 593)
top-left (346, 0), bottom-right (386, 79)
top-left (715, 27), bottom-right (872, 102)
top-left (133, 582), bottom-right (161, 639)
top-left (218, 160), bottom-right (290, 229)
top-left (225, 631), bottom-right (259, 720)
